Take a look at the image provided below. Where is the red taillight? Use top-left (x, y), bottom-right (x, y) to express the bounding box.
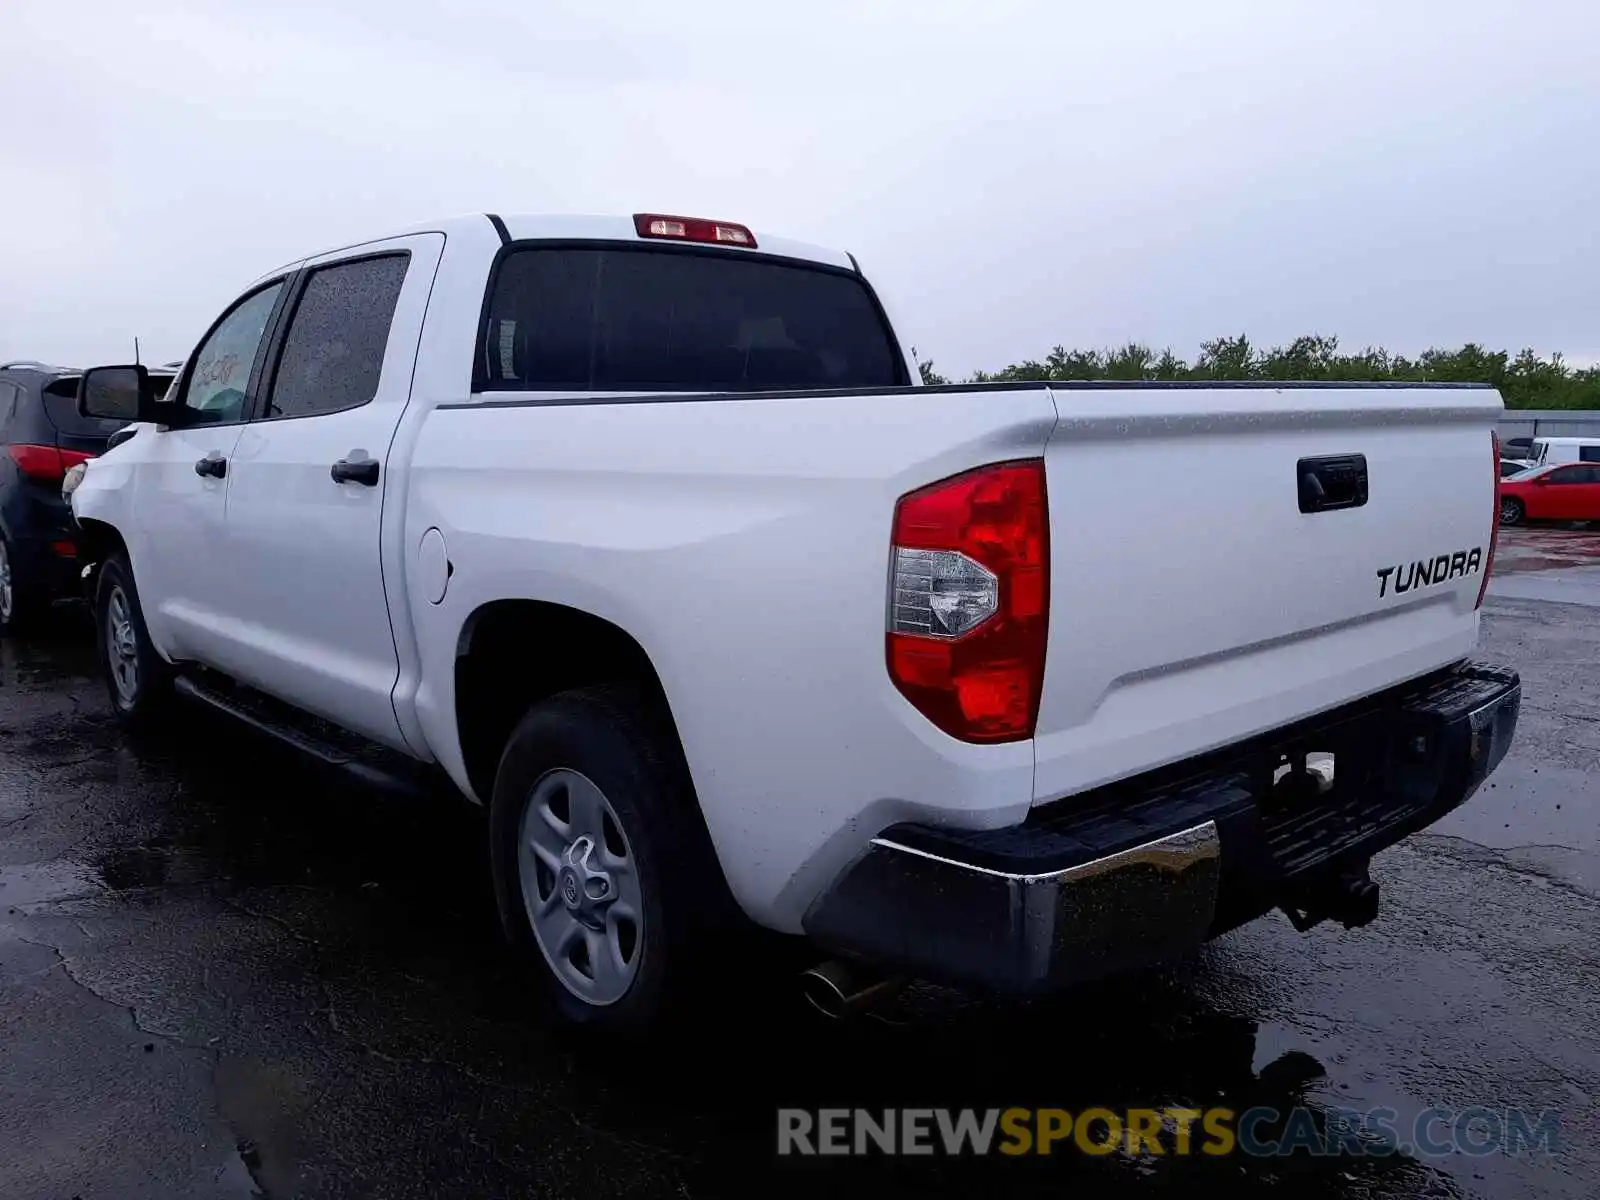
top-left (6, 444), bottom-right (92, 483)
top-left (1477, 430), bottom-right (1499, 610)
top-left (887, 460), bottom-right (1049, 743)
top-left (633, 213), bottom-right (757, 249)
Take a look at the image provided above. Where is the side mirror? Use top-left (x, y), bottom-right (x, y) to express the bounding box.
top-left (1533, 475), bottom-right (1551, 486)
top-left (78, 364), bottom-right (164, 423)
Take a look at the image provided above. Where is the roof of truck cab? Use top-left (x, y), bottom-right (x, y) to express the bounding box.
top-left (259, 213), bottom-right (855, 285)
top-left (499, 214), bottom-right (854, 270)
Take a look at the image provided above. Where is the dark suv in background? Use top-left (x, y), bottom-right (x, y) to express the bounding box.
top-left (0, 360), bottom-right (174, 632)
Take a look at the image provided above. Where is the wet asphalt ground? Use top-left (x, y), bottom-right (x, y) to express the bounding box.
top-left (2, 527), bottom-right (1597, 1199)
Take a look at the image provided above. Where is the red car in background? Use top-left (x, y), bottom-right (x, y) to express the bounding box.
top-left (1498, 463), bottom-right (1600, 526)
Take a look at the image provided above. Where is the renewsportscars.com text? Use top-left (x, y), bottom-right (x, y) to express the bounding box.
top-left (777, 1106), bottom-right (1561, 1159)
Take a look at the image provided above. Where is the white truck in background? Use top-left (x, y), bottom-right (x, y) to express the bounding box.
top-left (68, 212), bottom-right (1520, 1029)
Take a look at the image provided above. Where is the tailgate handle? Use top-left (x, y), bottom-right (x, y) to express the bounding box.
top-left (1298, 454), bottom-right (1368, 514)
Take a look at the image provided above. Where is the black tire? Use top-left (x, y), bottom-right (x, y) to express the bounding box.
top-left (0, 532), bottom-right (47, 636)
top-left (1499, 496), bottom-right (1525, 527)
top-left (94, 552), bottom-right (174, 729)
top-left (488, 685), bottom-right (723, 1033)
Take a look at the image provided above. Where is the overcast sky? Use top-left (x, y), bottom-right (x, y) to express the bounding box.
top-left (3, 0), bottom-right (1596, 376)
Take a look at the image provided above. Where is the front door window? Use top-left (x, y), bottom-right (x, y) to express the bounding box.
top-left (178, 283), bottom-right (285, 423)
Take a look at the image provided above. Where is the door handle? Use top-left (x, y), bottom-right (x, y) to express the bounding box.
top-left (330, 456), bottom-right (380, 487)
top-left (1298, 454), bottom-right (1367, 514)
top-left (194, 453), bottom-right (227, 479)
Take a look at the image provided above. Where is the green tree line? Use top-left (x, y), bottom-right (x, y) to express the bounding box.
top-left (914, 336), bottom-right (1600, 410)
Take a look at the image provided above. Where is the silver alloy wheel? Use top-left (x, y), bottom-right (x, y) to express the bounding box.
top-left (518, 768), bottom-right (645, 1006)
top-left (1500, 497), bottom-right (1521, 525)
top-left (0, 538), bottom-right (12, 623)
top-left (105, 585), bottom-right (140, 703)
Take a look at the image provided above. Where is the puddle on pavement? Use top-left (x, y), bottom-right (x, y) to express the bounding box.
top-left (1247, 1020), bottom-right (1560, 1200)
top-left (0, 846), bottom-right (221, 910)
top-left (0, 860), bottom-right (105, 908)
top-left (98, 843), bottom-right (222, 891)
top-left (1494, 527), bottom-right (1600, 576)
top-left (1428, 761), bottom-right (1597, 859)
top-left (212, 1148), bottom-right (266, 1200)
top-left (505, 964), bottom-right (1453, 1195)
top-left (213, 1057), bottom-right (311, 1200)
top-left (1490, 567), bottom-right (1600, 608)
top-left (0, 615), bottom-right (100, 689)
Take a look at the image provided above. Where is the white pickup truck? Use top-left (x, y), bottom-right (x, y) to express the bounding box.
top-left (69, 212), bottom-right (1521, 1030)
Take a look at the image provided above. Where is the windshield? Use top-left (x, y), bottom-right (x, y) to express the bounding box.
top-left (478, 246), bottom-right (907, 393)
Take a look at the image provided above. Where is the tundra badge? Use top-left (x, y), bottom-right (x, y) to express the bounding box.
top-left (1377, 548), bottom-right (1484, 598)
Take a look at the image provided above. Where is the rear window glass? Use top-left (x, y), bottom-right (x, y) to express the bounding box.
top-left (479, 246), bottom-right (906, 393)
top-left (41, 374), bottom-right (175, 436)
top-left (43, 392), bottom-right (123, 436)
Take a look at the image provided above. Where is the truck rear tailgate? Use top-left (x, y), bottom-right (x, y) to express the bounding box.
top-left (1032, 384), bottom-right (1501, 804)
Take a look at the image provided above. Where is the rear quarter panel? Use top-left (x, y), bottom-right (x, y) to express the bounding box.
top-left (404, 387), bottom-right (1056, 931)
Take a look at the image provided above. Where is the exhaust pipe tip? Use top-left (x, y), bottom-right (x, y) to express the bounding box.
top-left (800, 960), bottom-right (855, 1019)
top-left (800, 959), bottom-right (903, 1019)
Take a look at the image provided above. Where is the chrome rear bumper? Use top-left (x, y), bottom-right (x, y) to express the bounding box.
top-left (802, 661), bottom-right (1520, 994)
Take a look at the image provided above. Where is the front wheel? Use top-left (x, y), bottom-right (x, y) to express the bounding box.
top-left (488, 686), bottom-right (717, 1033)
top-left (94, 553), bottom-right (173, 728)
top-left (1499, 496), bottom-right (1525, 527)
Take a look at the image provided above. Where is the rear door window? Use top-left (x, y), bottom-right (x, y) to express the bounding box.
top-left (0, 381), bottom-right (20, 434)
top-left (0, 379), bottom-right (61, 444)
top-left (478, 246), bottom-right (907, 393)
top-left (264, 254), bottom-right (409, 420)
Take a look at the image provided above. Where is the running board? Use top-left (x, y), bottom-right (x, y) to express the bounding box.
top-left (172, 673), bottom-right (437, 800)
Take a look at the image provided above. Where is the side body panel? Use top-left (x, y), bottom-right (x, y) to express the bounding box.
top-left (402, 387), bottom-right (1057, 932)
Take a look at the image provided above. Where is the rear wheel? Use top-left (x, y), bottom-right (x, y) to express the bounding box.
top-left (0, 534), bottom-right (45, 636)
top-left (1499, 496), bottom-right (1525, 526)
top-left (94, 553), bottom-right (173, 728)
top-left (488, 686), bottom-right (718, 1033)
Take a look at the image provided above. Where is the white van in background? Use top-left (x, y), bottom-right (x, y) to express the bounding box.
top-left (1531, 437), bottom-right (1600, 467)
